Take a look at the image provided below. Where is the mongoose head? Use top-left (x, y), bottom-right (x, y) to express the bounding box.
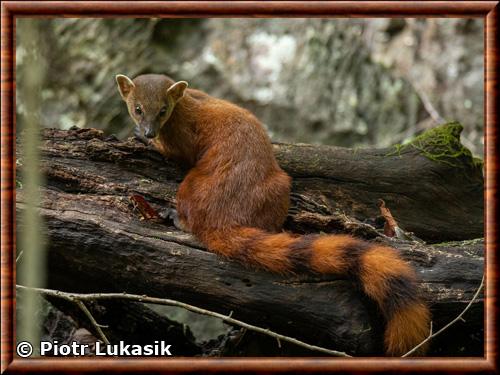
top-left (115, 74), bottom-right (188, 139)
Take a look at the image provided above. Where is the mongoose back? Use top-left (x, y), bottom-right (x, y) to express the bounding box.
top-left (116, 73), bottom-right (430, 356)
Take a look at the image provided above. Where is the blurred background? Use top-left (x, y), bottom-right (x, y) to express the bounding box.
top-left (16, 18), bottom-right (484, 156)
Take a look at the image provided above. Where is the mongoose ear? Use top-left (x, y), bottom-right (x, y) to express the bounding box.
top-left (167, 81), bottom-right (189, 103)
top-left (115, 74), bottom-right (135, 100)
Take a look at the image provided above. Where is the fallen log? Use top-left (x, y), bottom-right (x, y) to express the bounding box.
top-left (30, 123), bottom-right (483, 242)
top-left (15, 125), bottom-right (484, 356)
top-left (15, 189), bottom-right (484, 355)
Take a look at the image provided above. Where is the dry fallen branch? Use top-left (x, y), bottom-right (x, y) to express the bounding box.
top-left (74, 300), bottom-right (110, 346)
top-left (17, 285), bottom-right (111, 346)
top-left (402, 274), bottom-right (485, 357)
top-left (16, 285), bottom-right (352, 357)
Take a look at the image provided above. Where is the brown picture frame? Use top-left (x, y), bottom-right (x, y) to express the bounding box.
top-left (1, 1), bottom-right (497, 373)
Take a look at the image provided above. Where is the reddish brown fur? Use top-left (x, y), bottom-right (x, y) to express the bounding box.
top-left (117, 74), bottom-right (430, 356)
top-left (384, 302), bottom-right (430, 356)
top-left (202, 228), bottom-right (294, 274)
top-left (359, 246), bottom-right (416, 305)
top-left (310, 235), bottom-right (357, 274)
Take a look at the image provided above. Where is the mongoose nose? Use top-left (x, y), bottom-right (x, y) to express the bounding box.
top-left (145, 129), bottom-right (157, 138)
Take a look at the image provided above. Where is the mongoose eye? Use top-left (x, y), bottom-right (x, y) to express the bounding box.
top-left (135, 106), bottom-right (142, 115)
top-left (159, 107), bottom-right (167, 116)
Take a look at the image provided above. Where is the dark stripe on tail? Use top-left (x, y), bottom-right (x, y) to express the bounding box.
top-left (237, 231), bottom-right (267, 264)
top-left (342, 240), bottom-right (372, 278)
top-left (381, 275), bottom-right (421, 320)
top-left (288, 234), bottom-right (319, 273)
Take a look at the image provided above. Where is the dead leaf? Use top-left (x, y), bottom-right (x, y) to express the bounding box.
top-left (129, 194), bottom-right (160, 220)
top-left (378, 199), bottom-right (397, 237)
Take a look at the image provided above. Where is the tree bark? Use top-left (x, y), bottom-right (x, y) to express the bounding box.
top-left (15, 125), bottom-right (484, 356)
top-left (29, 123), bottom-right (483, 242)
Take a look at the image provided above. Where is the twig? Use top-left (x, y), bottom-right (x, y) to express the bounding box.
top-left (16, 285), bottom-right (110, 346)
top-left (74, 300), bottom-right (110, 345)
top-left (402, 274), bottom-right (484, 357)
top-left (16, 284), bottom-right (351, 357)
top-left (276, 337), bottom-right (282, 348)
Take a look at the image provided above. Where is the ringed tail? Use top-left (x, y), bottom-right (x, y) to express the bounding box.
top-left (200, 226), bottom-right (430, 356)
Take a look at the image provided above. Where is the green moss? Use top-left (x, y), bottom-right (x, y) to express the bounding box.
top-left (386, 122), bottom-right (483, 170)
top-left (388, 142), bottom-right (406, 157)
top-left (472, 156), bottom-right (484, 169)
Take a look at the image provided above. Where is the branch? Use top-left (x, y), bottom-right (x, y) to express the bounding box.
top-left (74, 300), bottom-right (110, 346)
top-left (16, 285), bottom-right (352, 357)
top-left (17, 284), bottom-right (111, 346)
top-left (402, 274), bottom-right (485, 357)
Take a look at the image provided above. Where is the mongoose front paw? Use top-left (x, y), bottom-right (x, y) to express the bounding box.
top-left (159, 208), bottom-right (185, 231)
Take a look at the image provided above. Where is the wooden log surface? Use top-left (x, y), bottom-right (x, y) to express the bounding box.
top-left (15, 126), bottom-right (484, 355)
top-left (27, 123), bottom-right (483, 242)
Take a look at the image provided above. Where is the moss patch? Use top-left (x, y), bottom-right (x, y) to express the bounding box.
top-left (387, 122), bottom-right (483, 170)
